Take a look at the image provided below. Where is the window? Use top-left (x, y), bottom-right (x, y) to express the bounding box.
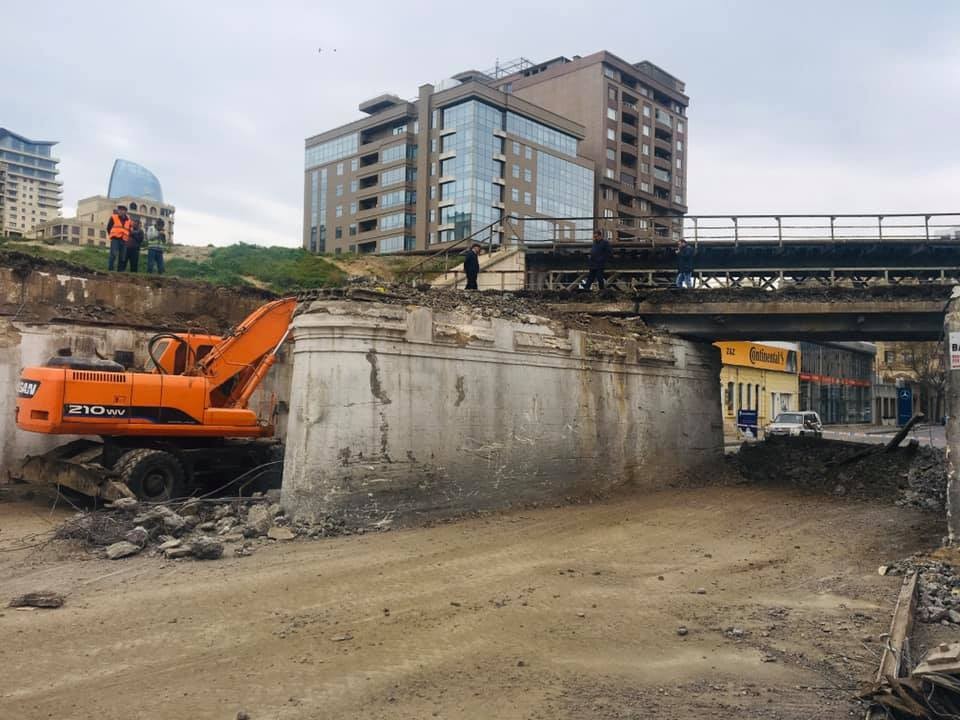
top-left (642, 105), bottom-right (651, 118)
top-left (350, 202), bottom-right (357, 215)
top-left (642, 125), bottom-right (650, 137)
top-left (351, 158), bottom-right (358, 171)
top-left (512, 141), bottom-right (520, 155)
top-left (511, 188), bottom-right (519, 202)
top-left (608, 86), bottom-right (618, 101)
top-left (524, 168), bottom-right (532, 182)
top-left (430, 186), bottom-right (436, 199)
top-left (305, 133), bottom-right (358, 168)
top-left (350, 180), bottom-right (358, 192)
top-left (336, 162), bottom-right (344, 176)
top-left (512, 164), bottom-right (520, 179)
top-left (755, 385), bottom-right (761, 411)
top-left (641, 144), bottom-right (650, 156)
top-left (87, 227), bottom-right (94, 236)
top-left (606, 149), bottom-right (616, 162)
top-left (605, 168), bottom-right (615, 179)
top-left (524, 191), bottom-right (531, 206)
top-left (674, 194), bottom-right (683, 204)
top-left (381, 143), bottom-right (406, 164)
top-left (677, 141), bottom-right (683, 151)
top-left (349, 223), bottom-right (357, 236)
top-left (335, 205), bottom-right (343, 218)
top-left (524, 146), bottom-right (532, 160)
top-left (677, 121), bottom-right (684, 134)
top-left (430, 162), bottom-right (436, 177)
top-left (429, 209), bottom-right (435, 222)
top-left (726, 382), bottom-right (734, 414)
top-left (641, 162), bottom-right (649, 174)
top-left (640, 182), bottom-right (650, 192)
top-left (335, 184), bottom-right (343, 197)
top-left (506, 112), bottom-right (577, 157)
top-left (884, 351), bottom-right (895, 364)
top-left (747, 384), bottom-right (752, 409)
top-left (335, 226), bottom-right (342, 238)
top-left (676, 158), bottom-right (682, 170)
top-left (607, 128), bottom-right (616, 141)
top-left (392, 124), bottom-right (407, 135)
top-left (607, 108), bottom-right (618, 121)
top-left (738, 383), bottom-right (743, 411)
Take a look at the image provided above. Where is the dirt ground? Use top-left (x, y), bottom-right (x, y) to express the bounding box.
top-left (0, 484), bottom-right (942, 720)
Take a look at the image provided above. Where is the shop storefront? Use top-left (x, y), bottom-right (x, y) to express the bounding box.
top-left (797, 342), bottom-right (874, 424)
top-left (715, 341), bottom-right (800, 438)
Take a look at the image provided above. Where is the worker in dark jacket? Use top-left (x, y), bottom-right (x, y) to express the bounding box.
top-left (463, 242), bottom-right (481, 290)
top-left (584, 229), bottom-right (612, 290)
top-left (106, 205), bottom-right (132, 271)
top-left (121, 219), bottom-right (144, 273)
top-left (676, 238), bottom-right (695, 288)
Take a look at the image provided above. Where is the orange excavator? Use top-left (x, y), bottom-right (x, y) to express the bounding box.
top-left (14, 297), bottom-right (298, 502)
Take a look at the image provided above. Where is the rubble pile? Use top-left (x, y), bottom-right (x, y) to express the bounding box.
top-left (884, 557), bottom-right (960, 625)
top-left (299, 279), bottom-right (646, 336)
top-left (636, 283), bottom-right (955, 305)
top-left (54, 495), bottom-right (361, 562)
top-left (731, 439), bottom-right (946, 511)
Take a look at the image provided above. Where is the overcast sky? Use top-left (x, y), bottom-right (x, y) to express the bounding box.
top-left (4, 1), bottom-right (958, 247)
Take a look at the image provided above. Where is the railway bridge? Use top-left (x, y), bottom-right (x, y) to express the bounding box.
top-left (407, 212), bottom-right (960, 290)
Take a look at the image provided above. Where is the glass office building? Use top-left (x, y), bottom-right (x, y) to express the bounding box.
top-left (108, 159), bottom-right (164, 203)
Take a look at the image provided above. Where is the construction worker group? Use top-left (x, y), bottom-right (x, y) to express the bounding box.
top-left (107, 205), bottom-right (167, 274)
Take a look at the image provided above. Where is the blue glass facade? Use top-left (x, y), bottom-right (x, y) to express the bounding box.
top-left (108, 159), bottom-right (164, 202)
top-left (309, 168), bottom-right (328, 253)
top-left (0, 129), bottom-right (58, 181)
top-left (506, 112), bottom-right (577, 157)
top-left (439, 100), bottom-right (505, 242)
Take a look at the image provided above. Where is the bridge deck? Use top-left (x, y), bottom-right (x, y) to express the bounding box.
top-left (550, 286), bottom-right (954, 342)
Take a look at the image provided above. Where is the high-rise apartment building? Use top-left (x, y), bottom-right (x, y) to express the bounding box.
top-left (501, 52), bottom-right (688, 241)
top-left (302, 50), bottom-right (686, 254)
top-left (0, 128), bottom-right (62, 238)
top-left (304, 79), bottom-right (595, 254)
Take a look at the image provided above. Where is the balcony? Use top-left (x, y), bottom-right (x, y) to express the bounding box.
top-left (359, 174), bottom-right (378, 190)
top-left (360, 153), bottom-right (378, 167)
top-left (622, 112), bottom-right (638, 128)
top-left (358, 196), bottom-right (378, 211)
top-left (621, 131), bottom-right (637, 146)
top-left (358, 218), bottom-right (377, 233)
top-left (653, 146), bottom-right (672, 162)
top-left (620, 171), bottom-right (636, 186)
top-left (654, 127), bottom-right (672, 143)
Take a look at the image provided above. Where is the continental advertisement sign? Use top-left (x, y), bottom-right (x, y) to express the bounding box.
top-left (714, 341), bottom-right (799, 373)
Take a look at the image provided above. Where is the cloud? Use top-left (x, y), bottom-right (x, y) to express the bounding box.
top-left (174, 206), bottom-right (298, 248)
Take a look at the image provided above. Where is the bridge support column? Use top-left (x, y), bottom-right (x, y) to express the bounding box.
top-left (945, 287), bottom-right (960, 543)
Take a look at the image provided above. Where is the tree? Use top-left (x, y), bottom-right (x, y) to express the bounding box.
top-left (905, 342), bottom-right (946, 420)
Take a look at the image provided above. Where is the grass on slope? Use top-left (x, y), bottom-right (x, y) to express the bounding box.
top-left (0, 239), bottom-right (346, 293)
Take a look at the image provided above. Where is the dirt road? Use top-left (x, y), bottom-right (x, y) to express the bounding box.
top-left (0, 485), bottom-right (941, 720)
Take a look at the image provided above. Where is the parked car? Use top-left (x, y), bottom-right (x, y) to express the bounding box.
top-left (764, 411), bottom-right (823, 439)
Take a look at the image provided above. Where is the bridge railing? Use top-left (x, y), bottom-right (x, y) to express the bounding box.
top-left (493, 213), bottom-right (960, 248)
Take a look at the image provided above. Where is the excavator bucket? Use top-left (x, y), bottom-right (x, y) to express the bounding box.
top-left (12, 440), bottom-right (135, 501)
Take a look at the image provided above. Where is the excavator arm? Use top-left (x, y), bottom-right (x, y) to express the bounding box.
top-left (189, 297), bottom-right (298, 408)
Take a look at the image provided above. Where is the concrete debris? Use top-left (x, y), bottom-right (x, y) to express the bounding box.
top-left (124, 526), bottom-right (149, 547)
top-left (109, 497), bottom-right (139, 511)
top-left (732, 439), bottom-right (946, 511)
top-left (676, 626), bottom-right (688, 636)
top-left (190, 537), bottom-right (224, 560)
top-left (105, 541), bottom-right (142, 560)
top-left (50, 496), bottom-right (372, 564)
top-left (9, 591), bottom-right (65, 609)
top-left (245, 504), bottom-right (274, 536)
top-left (884, 556), bottom-right (960, 625)
top-left (267, 527), bottom-right (296, 542)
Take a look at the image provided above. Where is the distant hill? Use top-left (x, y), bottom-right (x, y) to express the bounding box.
top-left (0, 239), bottom-right (347, 293)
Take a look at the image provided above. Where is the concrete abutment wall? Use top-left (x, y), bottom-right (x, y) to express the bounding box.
top-left (281, 301), bottom-right (724, 525)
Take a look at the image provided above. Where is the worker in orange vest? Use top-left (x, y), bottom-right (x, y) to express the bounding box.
top-left (107, 205), bottom-right (132, 271)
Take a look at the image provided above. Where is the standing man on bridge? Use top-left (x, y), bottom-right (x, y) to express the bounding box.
top-left (676, 238), bottom-right (695, 288)
top-left (584, 229), bottom-right (612, 290)
top-left (463, 242), bottom-right (482, 290)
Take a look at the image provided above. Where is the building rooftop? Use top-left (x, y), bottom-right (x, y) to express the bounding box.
top-left (107, 159), bottom-right (164, 203)
top-left (0, 127), bottom-right (57, 147)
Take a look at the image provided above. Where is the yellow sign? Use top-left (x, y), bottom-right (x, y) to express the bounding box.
top-left (714, 341), bottom-right (798, 373)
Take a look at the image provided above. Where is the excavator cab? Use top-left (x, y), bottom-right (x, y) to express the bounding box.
top-left (145, 333), bottom-right (222, 375)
